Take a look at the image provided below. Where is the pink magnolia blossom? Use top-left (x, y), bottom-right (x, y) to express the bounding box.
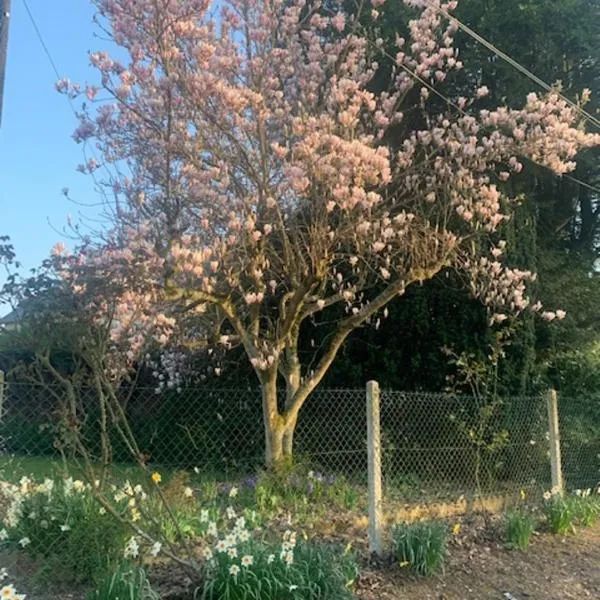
top-left (55, 0), bottom-right (599, 459)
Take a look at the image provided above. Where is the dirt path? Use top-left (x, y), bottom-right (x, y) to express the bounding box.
top-left (356, 522), bottom-right (600, 600)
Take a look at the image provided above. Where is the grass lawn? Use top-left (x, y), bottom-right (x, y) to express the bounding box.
top-left (0, 455), bottom-right (71, 482)
top-left (0, 454), bottom-right (250, 491)
top-left (0, 454), bottom-right (177, 484)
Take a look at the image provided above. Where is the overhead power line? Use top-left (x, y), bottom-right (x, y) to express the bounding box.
top-left (19, 0), bottom-right (600, 197)
top-left (21, 0), bottom-right (81, 120)
top-left (424, 0), bottom-right (600, 132)
top-left (368, 38), bottom-right (600, 197)
top-left (21, 0), bottom-right (61, 80)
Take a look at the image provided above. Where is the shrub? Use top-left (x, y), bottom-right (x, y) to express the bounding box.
top-left (542, 493), bottom-right (575, 535)
top-left (88, 564), bottom-right (159, 600)
top-left (392, 520), bottom-right (447, 577)
top-left (505, 508), bottom-right (536, 549)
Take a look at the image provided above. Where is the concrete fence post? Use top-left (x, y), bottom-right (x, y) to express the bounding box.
top-left (546, 388), bottom-right (564, 495)
top-left (366, 380), bottom-right (383, 556)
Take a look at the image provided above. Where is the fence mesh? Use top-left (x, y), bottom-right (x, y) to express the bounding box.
top-left (380, 391), bottom-right (551, 501)
top-left (558, 407), bottom-right (600, 491)
top-left (0, 380), bottom-right (598, 501)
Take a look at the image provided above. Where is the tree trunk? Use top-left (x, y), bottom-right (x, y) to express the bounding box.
top-left (282, 362), bottom-right (301, 460)
top-left (265, 420), bottom-right (285, 467)
top-left (282, 414), bottom-right (297, 458)
top-left (262, 371), bottom-right (285, 468)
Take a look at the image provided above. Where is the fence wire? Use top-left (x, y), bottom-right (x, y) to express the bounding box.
top-left (0, 381), bottom-right (598, 500)
top-left (380, 391), bottom-right (551, 500)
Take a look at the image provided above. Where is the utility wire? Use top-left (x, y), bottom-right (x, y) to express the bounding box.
top-left (20, 0), bottom-right (114, 228)
top-left (21, 0), bottom-right (61, 79)
top-left (21, 0), bottom-right (600, 197)
top-left (20, 0), bottom-right (82, 118)
top-left (424, 0), bottom-right (600, 132)
top-left (368, 38), bottom-right (600, 196)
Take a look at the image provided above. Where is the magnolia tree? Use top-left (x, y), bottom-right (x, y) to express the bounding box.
top-left (55, 0), bottom-right (599, 465)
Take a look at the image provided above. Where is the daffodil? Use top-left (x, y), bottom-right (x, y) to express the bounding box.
top-left (1, 584), bottom-right (18, 599)
top-left (237, 530), bottom-right (250, 543)
top-left (151, 541), bottom-right (162, 557)
top-left (124, 536), bottom-right (139, 559)
top-left (241, 554), bottom-right (254, 567)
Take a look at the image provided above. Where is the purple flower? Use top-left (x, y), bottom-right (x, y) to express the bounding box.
top-left (244, 476), bottom-right (257, 489)
top-left (306, 481), bottom-right (314, 495)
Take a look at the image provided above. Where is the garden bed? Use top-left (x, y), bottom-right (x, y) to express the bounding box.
top-left (4, 517), bottom-right (600, 599)
top-left (1, 463), bottom-right (599, 600)
top-left (357, 517), bottom-right (600, 600)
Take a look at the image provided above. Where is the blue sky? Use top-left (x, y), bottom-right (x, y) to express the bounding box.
top-left (1, 1), bottom-right (100, 310)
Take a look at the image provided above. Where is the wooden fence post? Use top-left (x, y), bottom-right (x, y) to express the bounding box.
top-left (546, 388), bottom-right (564, 495)
top-left (366, 380), bottom-right (383, 556)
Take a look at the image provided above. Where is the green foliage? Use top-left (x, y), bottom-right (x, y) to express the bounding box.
top-left (392, 520), bottom-right (447, 577)
top-left (322, 272), bottom-right (492, 391)
top-left (200, 537), bottom-right (358, 600)
top-left (88, 564), bottom-right (159, 600)
top-left (251, 467), bottom-right (363, 518)
top-left (543, 494), bottom-right (576, 535)
top-left (570, 491), bottom-right (600, 527)
top-left (504, 508), bottom-right (536, 549)
top-left (542, 491), bottom-right (600, 534)
top-left (4, 477), bottom-right (129, 582)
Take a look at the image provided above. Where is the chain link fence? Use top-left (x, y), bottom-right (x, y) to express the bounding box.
top-left (558, 403), bottom-right (600, 491)
top-left (0, 378), bottom-right (598, 501)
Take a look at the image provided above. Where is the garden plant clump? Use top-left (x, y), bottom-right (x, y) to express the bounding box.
top-left (88, 564), bottom-right (159, 600)
top-left (391, 520), bottom-right (448, 577)
top-left (542, 487), bottom-right (600, 535)
top-left (504, 508), bottom-right (536, 550)
top-left (0, 476), bottom-right (132, 582)
top-left (0, 469), bottom-right (360, 599)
